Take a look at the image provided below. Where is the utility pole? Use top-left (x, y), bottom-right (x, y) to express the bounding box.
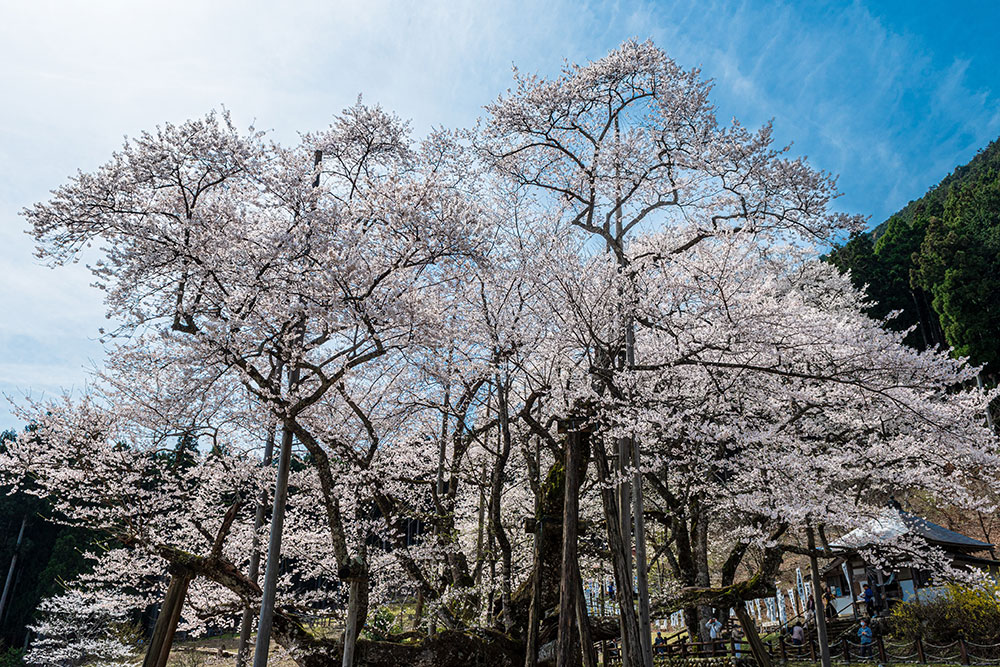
top-left (236, 423), bottom-right (277, 667)
top-left (251, 407), bottom-right (297, 667)
top-left (628, 330), bottom-right (653, 667)
top-left (614, 115), bottom-right (654, 667)
top-left (253, 150), bottom-right (321, 667)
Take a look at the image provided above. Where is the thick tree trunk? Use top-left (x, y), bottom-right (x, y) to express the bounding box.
top-left (474, 458), bottom-right (488, 586)
top-left (669, 508), bottom-right (701, 642)
top-left (435, 361), bottom-right (451, 500)
top-left (693, 513), bottom-right (712, 640)
top-left (510, 459), bottom-right (570, 635)
top-left (143, 570), bottom-right (192, 667)
top-left (524, 495), bottom-right (543, 666)
top-left (491, 375), bottom-right (515, 631)
top-left (594, 440), bottom-right (643, 666)
top-left (486, 528), bottom-right (497, 627)
top-left (342, 578), bottom-right (368, 667)
top-left (683, 607), bottom-right (699, 646)
top-left (412, 589), bottom-right (424, 632)
top-left (616, 437), bottom-right (634, 661)
top-left (617, 438), bottom-right (632, 577)
top-left (630, 436), bottom-right (653, 667)
top-left (556, 433), bottom-right (583, 667)
top-left (500, 542), bottom-right (514, 632)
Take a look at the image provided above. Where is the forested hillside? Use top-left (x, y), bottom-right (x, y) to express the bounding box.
top-left (827, 138), bottom-right (1000, 378)
top-left (0, 430), bottom-right (97, 658)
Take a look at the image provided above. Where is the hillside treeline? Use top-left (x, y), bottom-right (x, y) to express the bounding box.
top-left (827, 138), bottom-right (1000, 378)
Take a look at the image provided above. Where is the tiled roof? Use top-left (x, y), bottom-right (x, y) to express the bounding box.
top-left (831, 508), bottom-right (993, 551)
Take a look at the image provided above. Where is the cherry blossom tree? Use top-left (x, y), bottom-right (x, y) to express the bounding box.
top-left (483, 39), bottom-right (999, 666)
top-left (14, 38), bottom-right (1000, 667)
top-left (0, 396), bottom-right (269, 667)
top-left (23, 101), bottom-right (486, 666)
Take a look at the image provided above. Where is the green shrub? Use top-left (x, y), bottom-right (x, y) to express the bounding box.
top-left (889, 580), bottom-right (1000, 644)
top-left (363, 607), bottom-right (402, 641)
top-left (0, 647), bottom-right (24, 667)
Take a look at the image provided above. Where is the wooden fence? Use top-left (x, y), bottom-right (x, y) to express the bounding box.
top-left (604, 635), bottom-right (1000, 665)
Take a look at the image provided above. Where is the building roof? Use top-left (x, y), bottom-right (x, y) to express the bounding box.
top-left (951, 552), bottom-right (1000, 568)
top-left (831, 508), bottom-right (993, 552)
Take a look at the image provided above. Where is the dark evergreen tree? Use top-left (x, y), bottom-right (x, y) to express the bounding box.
top-left (827, 137), bottom-right (1000, 376)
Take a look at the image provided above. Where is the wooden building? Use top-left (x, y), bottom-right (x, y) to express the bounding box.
top-left (820, 506), bottom-right (999, 616)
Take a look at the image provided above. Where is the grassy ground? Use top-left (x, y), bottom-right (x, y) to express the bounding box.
top-left (159, 636), bottom-right (297, 667)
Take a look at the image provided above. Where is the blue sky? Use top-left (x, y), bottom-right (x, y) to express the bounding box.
top-left (2, 0), bottom-right (999, 429)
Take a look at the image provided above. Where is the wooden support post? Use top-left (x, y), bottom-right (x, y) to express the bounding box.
top-left (779, 635), bottom-right (788, 662)
top-left (237, 424), bottom-right (277, 667)
top-left (915, 635), bottom-right (926, 664)
top-left (842, 637), bottom-right (850, 663)
top-left (575, 574), bottom-right (598, 667)
top-left (142, 569), bottom-right (192, 667)
top-left (736, 605), bottom-right (771, 667)
top-left (807, 525), bottom-right (832, 667)
top-left (876, 635), bottom-right (887, 663)
top-left (0, 516), bottom-right (26, 626)
top-left (252, 416), bottom-right (296, 667)
top-left (593, 440), bottom-right (642, 666)
top-left (959, 637), bottom-right (970, 665)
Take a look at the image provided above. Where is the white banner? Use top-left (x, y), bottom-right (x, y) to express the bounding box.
top-left (776, 586), bottom-right (787, 624)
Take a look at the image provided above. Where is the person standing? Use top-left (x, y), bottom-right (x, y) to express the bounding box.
top-left (861, 583), bottom-right (876, 617)
top-left (823, 585), bottom-right (837, 620)
top-left (858, 619), bottom-right (873, 658)
top-left (706, 617), bottom-right (724, 655)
